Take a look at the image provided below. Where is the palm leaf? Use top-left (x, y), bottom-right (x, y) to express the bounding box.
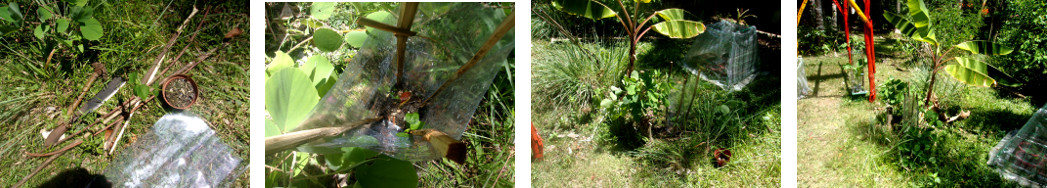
top-left (651, 20), bottom-right (705, 39)
top-left (551, 0), bottom-right (616, 20)
top-left (955, 41), bottom-right (1013, 56)
top-left (944, 57), bottom-right (995, 87)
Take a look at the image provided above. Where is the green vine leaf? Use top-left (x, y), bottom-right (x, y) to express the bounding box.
top-left (313, 28), bottom-right (343, 52)
top-left (80, 17), bottom-right (103, 40)
top-left (300, 55), bottom-right (334, 86)
top-left (310, 2), bottom-right (336, 20)
top-left (267, 51), bottom-right (294, 74)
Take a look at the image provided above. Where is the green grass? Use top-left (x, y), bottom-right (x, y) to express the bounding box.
top-left (532, 38), bottom-right (781, 187)
top-left (799, 34), bottom-right (1034, 187)
top-left (0, 0), bottom-right (249, 186)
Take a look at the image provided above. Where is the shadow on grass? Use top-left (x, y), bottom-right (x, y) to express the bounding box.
top-left (38, 167), bottom-right (111, 188)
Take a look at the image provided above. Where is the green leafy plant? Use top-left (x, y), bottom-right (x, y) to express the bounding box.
top-left (265, 3), bottom-right (419, 187)
top-left (884, 0), bottom-right (1015, 110)
top-left (549, 0), bottom-right (705, 78)
top-left (31, 0), bottom-right (106, 53)
top-left (881, 78), bottom-right (909, 106)
top-left (599, 70), bottom-right (672, 143)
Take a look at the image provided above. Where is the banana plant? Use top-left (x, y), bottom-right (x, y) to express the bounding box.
top-left (550, 0), bottom-right (705, 78)
top-left (884, 0), bottom-right (1013, 109)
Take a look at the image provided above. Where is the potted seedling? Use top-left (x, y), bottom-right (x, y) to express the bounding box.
top-left (161, 74), bottom-right (199, 110)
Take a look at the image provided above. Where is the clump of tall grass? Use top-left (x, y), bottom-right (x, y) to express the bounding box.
top-left (532, 39), bottom-right (629, 113)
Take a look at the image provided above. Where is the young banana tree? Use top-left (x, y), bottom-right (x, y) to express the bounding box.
top-left (885, 0), bottom-right (1012, 109)
top-left (550, 0), bottom-right (705, 77)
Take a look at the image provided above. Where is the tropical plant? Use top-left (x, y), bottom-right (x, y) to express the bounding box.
top-left (548, 0), bottom-right (705, 78)
top-left (598, 70), bottom-right (672, 142)
top-left (884, 0), bottom-right (1013, 112)
top-left (265, 2), bottom-right (515, 187)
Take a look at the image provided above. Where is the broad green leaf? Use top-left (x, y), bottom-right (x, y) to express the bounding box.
top-left (266, 68), bottom-right (319, 131)
top-left (73, 6), bottom-right (94, 23)
top-left (300, 55), bottom-right (334, 86)
top-left (651, 20), bottom-right (705, 39)
top-left (955, 41), bottom-right (1012, 56)
top-left (310, 2), bottom-right (336, 20)
top-left (267, 51), bottom-right (294, 74)
top-left (264, 118), bottom-right (281, 137)
top-left (313, 28), bottom-right (343, 52)
top-left (883, 12), bottom-right (935, 45)
top-left (291, 152), bottom-right (311, 176)
top-left (36, 7), bottom-right (51, 22)
top-left (316, 74), bottom-right (337, 96)
top-left (33, 25), bottom-right (43, 39)
top-left (325, 147), bottom-right (378, 172)
top-left (6, 3), bottom-right (23, 22)
top-left (363, 11), bottom-right (394, 34)
top-left (343, 29), bottom-right (367, 48)
top-left (655, 9), bottom-right (687, 21)
top-left (56, 19), bottom-right (69, 33)
top-left (0, 6), bottom-right (12, 22)
top-left (133, 84), bottom-right (151, 99)
top-left (635, 0), bottom-right (652, 3)
top-left (404, 113), bottom-right (422, 130)
top-left (906, 0), bottom-right (931, 28)
top-left (357, 156), bottom-right (418, 188)
top-left (551, 0), bottom-right (616, 20)
top-left (944, 57), bottom-right (994, 87)
top-left (80, 17), bottom-right (103, 40)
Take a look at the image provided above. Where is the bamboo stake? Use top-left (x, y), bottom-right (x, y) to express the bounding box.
top-left (395, 3), bottom-right (419, 86)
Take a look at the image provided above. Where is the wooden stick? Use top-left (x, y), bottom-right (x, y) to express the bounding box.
top-left (421, 10), bottom-right (514, 107)
top-left (46, 63), bottom-right (105, 146)
top-left (145, 6), bottom-right (199, 86)
top-left (356, 18), bottom-right (417, 37)
top-left (265, 118), bottom-right (382, 155)
top-left (14, 148), bottom-right (67, 187)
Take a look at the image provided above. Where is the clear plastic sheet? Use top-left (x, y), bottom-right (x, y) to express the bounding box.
top-left (103, 112), bottom-right (243, 187)
top-left (293, 3), bottom-right (514, 161)
top-left (989, 104), bottom-right (1047, 187)
top-left (798, 57), bottom-right (811, 99)
top-left (679, 20), bottom-right (759, 91)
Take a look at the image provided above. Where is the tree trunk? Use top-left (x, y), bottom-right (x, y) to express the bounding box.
top-left (812, 0), bottom-right (826, 31)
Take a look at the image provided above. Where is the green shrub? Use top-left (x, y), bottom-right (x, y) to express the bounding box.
top-left (994, 0), bottom-right (1047, 84)
top-left (798, 26), bottom-right (842, 56)
top-left (597, 70), bottom-right (672, 149)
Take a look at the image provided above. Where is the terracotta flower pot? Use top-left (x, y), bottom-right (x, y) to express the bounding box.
top-left (161, 74), bottom-right (199, 110)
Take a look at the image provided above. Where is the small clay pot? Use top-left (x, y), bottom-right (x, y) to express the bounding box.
top-left (161, 74), bottom-right (199, 110)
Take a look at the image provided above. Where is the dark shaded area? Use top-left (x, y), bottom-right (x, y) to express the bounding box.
top-left (37, 168), bottom-right (111, 188)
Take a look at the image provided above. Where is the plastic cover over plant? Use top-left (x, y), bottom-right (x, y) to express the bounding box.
top-left (798, 57), bottom-right (811, 99)
top-left (103, 112), bottom-right (243, 187)
top-left (680, 20), bottom-right (759, 91)
top-left (989, 104), bottom-right (1047, 187)
top-left (292, 3), bottom-right (514, 161)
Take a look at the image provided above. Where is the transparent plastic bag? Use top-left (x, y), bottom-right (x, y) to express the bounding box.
top-left (292, 3), bottom-right (514, 161)
top-left (989, 104), bottom-right (1047, 187)
top-left (103, 112), bottom-right (243, 187)
top-left (679, 20), bottom-right (759, 91)
top-left (798, 57), bottom-right (811, 99)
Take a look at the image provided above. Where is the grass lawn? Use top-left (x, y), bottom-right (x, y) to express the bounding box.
top-left (0, 1), bottom-right (249, 186)
top-left (531, 38), bottom-right (781, 187)
top-left (799, 34), bottom-right (1032, 187)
